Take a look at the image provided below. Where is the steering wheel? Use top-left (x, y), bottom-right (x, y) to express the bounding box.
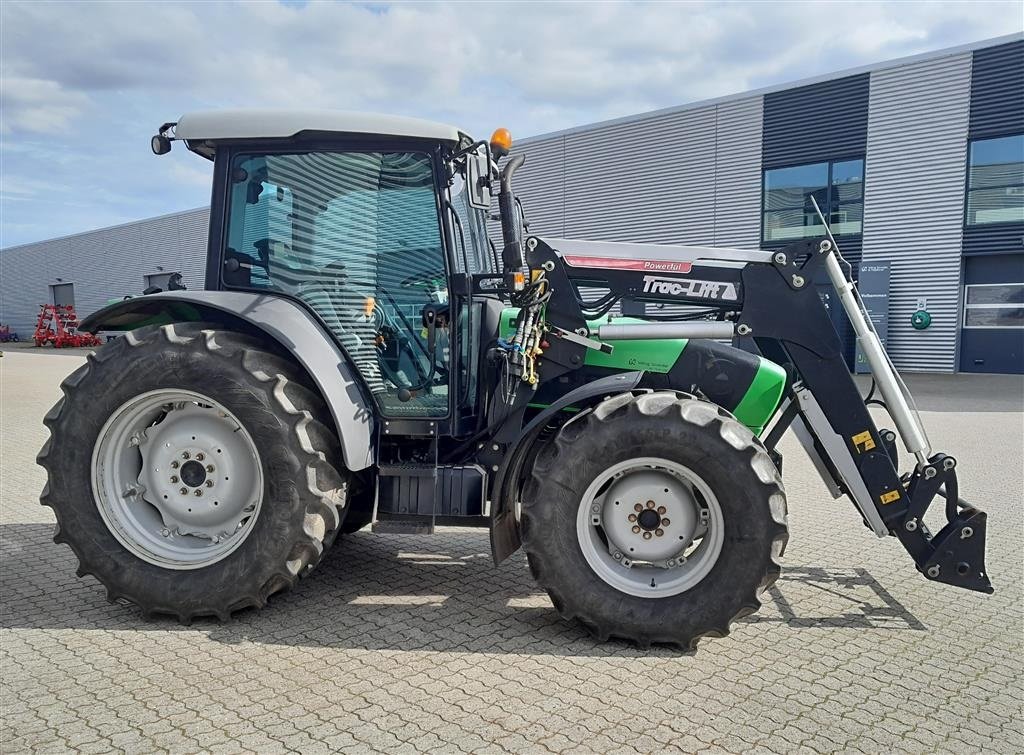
top-left (376, 328), bottom-right (430, 391)
top-left (399, 270), bottom-right (444, 289)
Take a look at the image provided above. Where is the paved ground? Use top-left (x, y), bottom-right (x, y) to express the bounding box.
top-left (2, 349), bottom-right (1022, 753)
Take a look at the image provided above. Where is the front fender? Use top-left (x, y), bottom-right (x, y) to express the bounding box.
top-left (489, 370), bottom-right (645, 563)
top-left (81, 291), bottom-right (375, 471)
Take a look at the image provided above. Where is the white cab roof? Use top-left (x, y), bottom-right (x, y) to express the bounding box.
top-left (174, 109), bottom-right (463, 145)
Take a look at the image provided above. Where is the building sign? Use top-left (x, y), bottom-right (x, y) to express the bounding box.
top-left (856, 261), bottom-right (891, 373)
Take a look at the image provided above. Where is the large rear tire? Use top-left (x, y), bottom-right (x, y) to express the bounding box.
top-left (38, 324), bottom-right (350, 621)
top-left (521, 391), bottom-right (788, 649)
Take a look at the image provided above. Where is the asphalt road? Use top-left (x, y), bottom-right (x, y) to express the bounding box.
top-left (2, 349), bottom-right (1022, 753)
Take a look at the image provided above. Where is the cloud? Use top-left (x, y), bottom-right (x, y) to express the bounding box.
top-left (0, 77), bottom-right (91, 134)
top-left (0, 0), bottom-right (1021, 246)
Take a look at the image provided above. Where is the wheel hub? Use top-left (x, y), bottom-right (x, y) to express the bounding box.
top-left (598, 469), bottom-right (698, 564)
top-left (92, 389), bottom-right (263, 570)
top-left (179, 459), bottom-right (207, 488)
top-left (577, 458), bottom-right (725, 598)
top-left (636, 508), bottom-right (661, 531)
top-left (136, 403), bottom-right (259, 540)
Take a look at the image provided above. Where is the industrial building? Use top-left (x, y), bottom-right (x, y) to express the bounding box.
top-left (2, 34), bottom-right (1022, 372)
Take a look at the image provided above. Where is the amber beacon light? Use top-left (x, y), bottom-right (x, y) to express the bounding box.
top-left (489, 128), bottom-right (513, 158)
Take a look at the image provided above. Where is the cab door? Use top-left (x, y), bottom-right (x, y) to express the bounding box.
top-left (222, 148), bottom-right (453, 418)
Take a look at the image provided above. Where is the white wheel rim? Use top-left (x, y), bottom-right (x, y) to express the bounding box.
top-left (91, 389), bottom-right (263, 570)
top-left (576, 457), bottom-right (725, 598)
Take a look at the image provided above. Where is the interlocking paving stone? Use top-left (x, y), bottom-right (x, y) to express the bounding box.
top-left (1, 351), bottom-right (1022, 753)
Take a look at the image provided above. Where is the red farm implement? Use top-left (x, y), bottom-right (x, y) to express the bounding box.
top-left (33, 304), bottom-right (102, 348)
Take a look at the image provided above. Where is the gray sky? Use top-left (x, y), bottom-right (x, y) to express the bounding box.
top-left (1, 0), bottom-right (1021, 247)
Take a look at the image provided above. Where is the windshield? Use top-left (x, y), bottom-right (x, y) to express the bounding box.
top-left (447, 159), bottom-right (495, 274)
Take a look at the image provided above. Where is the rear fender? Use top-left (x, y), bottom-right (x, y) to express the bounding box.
top-left (80, 291), bottom-right (375, 471)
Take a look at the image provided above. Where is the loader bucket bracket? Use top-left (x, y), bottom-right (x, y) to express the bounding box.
top-left (921, 508), bottom-right (993, 594)
top-left (895, 455), bottom-right (993, 595)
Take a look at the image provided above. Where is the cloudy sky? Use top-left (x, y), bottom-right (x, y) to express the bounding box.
top-left (1, 1), bottom-right (1021, 247)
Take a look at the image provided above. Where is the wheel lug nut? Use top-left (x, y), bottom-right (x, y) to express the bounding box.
top-left (645, 500), bottom-right (655, 509)
top-left (170, 461), bottom-right (179, 469)
top-left (633, 503), bottom-right (643, 512)
top-left (170, 476), bottom-right (179, 483)
top-left (657, 506), bottom-right (666, 515)
top-left (194, 489), bottom-right (203, 497)
top-left (655, 528), bottom-right (664, 537)
top-left (631, 525), bottom-right (641, 534)
top-left (196, 452), bottom-right (205, 461)
top-left (642, 531), bottom-right (653, 540)
top-left (662, 518), bottom-right (671, 526)
top-left (628, 514), bottom-right (637, 522)
top-left (206, 465), bottom-right (215, 473)
top-left (205, 480), bottom-right (214, 488)
top-left (179, 487), bottom-right (188, 495)
top-left (160, 528), bottom-right (170, 537)
top-left (181, 451), bottom-right (190, 460)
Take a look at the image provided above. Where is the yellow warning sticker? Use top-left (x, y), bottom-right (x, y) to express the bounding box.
top-left (879, 490), bottom-right (901, 505)
top-left (852, 431), bottom-right (876, 453)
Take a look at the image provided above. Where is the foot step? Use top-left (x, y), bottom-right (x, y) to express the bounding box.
top-left (371, 520), bottom-right (435, 535)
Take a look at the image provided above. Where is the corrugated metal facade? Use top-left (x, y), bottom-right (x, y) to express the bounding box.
top-left (0, 207), bottom-right (208, 337)
top-left (512, 97), bottom-right (763, 249)
top-left (713, 97), bottom-right (764, 249)
top-left (563, 105), bottom-right (717, 243)
top-left (968, 40), bottom-right (1024, 139)
top-left (861, 53), bottom-right (973, 371)
top-left (963, 40), bottom-right (1024, 258)
top-left (762, 74), bottom-right (870, 169)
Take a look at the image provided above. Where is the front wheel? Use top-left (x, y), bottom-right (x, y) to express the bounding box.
top-left (521, 391), bottom-right (788, 649)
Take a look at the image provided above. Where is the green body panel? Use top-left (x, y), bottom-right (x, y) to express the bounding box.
top-left (732, 358), bottom-right (787, 435)
top-left (501, 307), bottom-right (785, 433)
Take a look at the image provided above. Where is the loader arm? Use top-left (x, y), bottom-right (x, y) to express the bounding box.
top-left (494, 233), bottom-right (992, 594)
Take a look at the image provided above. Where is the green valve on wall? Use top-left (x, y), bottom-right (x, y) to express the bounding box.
top-left (911, 310), bottom-right (932, 330)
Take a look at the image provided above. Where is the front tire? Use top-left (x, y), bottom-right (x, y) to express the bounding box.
top-left (38, 324), bottom-right (350, 621)
top-left (521, 391), bottom-right (788, 649)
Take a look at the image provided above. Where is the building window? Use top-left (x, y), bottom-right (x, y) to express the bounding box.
top-left (763, 158), bottom-right (864, 242)
top-left (966, 134), bottom-right (1024, 226)
top-left (962, 283), bottom-right (1024, 328)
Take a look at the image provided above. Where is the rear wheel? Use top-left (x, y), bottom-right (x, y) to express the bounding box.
top-left (38, 323), bottom-right (350, 621)
top-left (521, 391), bottom-right (787, 649)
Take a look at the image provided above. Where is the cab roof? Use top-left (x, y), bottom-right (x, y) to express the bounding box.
top-left (172, 109), bottom-right (464, 158)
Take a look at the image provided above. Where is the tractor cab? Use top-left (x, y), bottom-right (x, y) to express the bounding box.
top-left (162, 110), bottom-right (503, 428)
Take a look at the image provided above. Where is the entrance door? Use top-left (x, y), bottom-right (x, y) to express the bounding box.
top-left (51, 283), bottom-right (75, 307)
top-left (959, 255), bottom-right (1024, 374)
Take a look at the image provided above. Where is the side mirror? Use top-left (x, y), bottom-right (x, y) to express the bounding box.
top-left (466, 149), bottom-right (491, 210)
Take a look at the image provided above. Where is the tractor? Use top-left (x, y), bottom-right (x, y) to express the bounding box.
top-left (38, 110), bottom-right (992, 648)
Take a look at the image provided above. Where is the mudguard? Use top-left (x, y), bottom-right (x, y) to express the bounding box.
top-left (80, 291), bottom-right (375, 471)
top-left (489, 371), bottom-right (645, 563)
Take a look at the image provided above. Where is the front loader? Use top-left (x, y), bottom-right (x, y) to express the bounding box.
top-left (39, 110), bottom-right (991, 648)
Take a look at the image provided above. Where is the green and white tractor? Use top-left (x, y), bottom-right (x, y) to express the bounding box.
top-left (38, 111), bottom-right (992, 648)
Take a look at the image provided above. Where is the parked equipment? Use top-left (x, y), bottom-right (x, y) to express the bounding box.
top-left (0, 324), bottom-right (18, 343)
top-left (39, 111), bottom-right (992, 648)
top-left (32, 305), bottom-right (102, 348)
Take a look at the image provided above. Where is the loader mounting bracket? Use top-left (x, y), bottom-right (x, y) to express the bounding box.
top-left (894, 455), bottom-right (993, 594)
